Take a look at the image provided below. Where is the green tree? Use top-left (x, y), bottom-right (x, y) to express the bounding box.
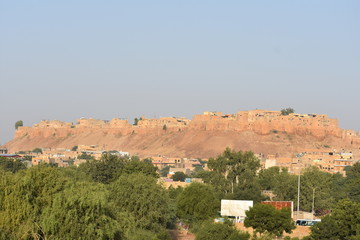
top-left (258, 166), bottom-right (282, 191)
top-left (71, 145), bottom-right (78, 151)
top-left (40, 182), bottom-right (122, 239)
top-left (77, 152), bottom-right (95, 160)
top-left (258, 167), bottom-right (298, 203)
top-left (331, 173), bottom-right (348, 203)
top-left (176, 183), bottom-right (220, 224)
top-left (15, 120), bottom-right (23, 130)
top-left (0, 166), bottom-right (70, 238)
top-left (207, 148), bottom-right (261, 200)
top-left (32, 147), bottom-right (43, 154)
top-left (272, 169), bottom-right (298, 202)
top-left (281, 108), bottom-right (295, 116)
top-left (344, 162), bottom-right (360, 202)
top-left (161, 165), bottom-right (172, 177)
top-left (300, 167), bottom-right (333, 212)
top-left (310, 199), bottom-right (360, 240)
top-left (109, 173), bottom-right (171, 233)
top-left (171, 171), bottom-right (186, 182)
top-left (196, 170), bottom-right (229, 199)
top-left (0, 157), bottom-right (26, 173)
top-left (244, 204), bottom-right (295, 238)
top-left (123, 160), bottom-right (158, 178)
top-left (163, 124), bottom-right (167, 131)
top-left (134, 118), bottom-right (139, 126)
top-left (195, 221), bottom-right (250, 240)
top-left (191, 165), bottom-right (204, 177)
top-left (78, 154), bottom-right (126, 184)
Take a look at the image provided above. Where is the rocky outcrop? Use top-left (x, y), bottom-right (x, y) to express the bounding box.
top-left (5, 110), bottom-right (360, 158)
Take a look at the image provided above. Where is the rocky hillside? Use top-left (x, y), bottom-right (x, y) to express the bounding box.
top-left (4, 110), bottom-right (360, 158)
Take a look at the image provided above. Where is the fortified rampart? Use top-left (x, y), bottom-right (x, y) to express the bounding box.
top-left (11, 110), bottom-right (360, 152)
top-left (188, 110), bottom-right (344, 138)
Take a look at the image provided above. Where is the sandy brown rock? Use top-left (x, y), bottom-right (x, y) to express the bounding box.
top-left (4, 110), bottom-right (360, 158)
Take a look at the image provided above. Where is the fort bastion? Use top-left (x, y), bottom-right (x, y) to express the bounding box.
top-left (13, 110), bottom-right (360, 143)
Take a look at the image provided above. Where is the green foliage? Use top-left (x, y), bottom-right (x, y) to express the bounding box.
top-left (244, 204), bottom-right (295, 237)
top-left (0, 157), bottom-right (26, 173)
top-left (71, 145), bottom-right (78, 151)
top-left (15, 120), bottom-right (23, 130)
top-left (32, 147), bottom-right (43, 154)
top-left (311, 199), bottom-right (360, 240)
top-left (161, 165), bottom-right (172, 177)
top-left (281, 108), bottom-right (295, 116)
top-left (168, 185), bottom-right (183, 200)
top-left (176, 183), bottom-right (220, 224)
top-left (258, 166), bottom-right (282, 190)
top-left (192, 165), bottom-right (204, 177)
top-left (40, 182), bottom-right (123, 239)
top-left (134, 118), bottom-right (139, 126)
top-left (207, 148), bottom-right (261, 201)
top-left (344, 162), bottom-right (360, 202)
top-left (171, 171), bottom-right (186, 182)
top-left (163, 124), bottom-right (167, 130)
top-left (195, 221), bottom-right (250, 240)
top-left (109, 173), bottom-right (171, 233)
top-left (196, 170), bottom-right (228, 192)
top-left (123, 160), bottom-right (159, 178)
top-left (300, 166), bottom-right (333, 212)
top-left (77, 152), bottom-right (95, 160)
top-left (258, 167), bottom-right (298, 203)
top-left (79, 154), bottom-right (159, 184)
top-left (78, 153), bottom-right (125, 184)
top-left (0, 166), bottom-right (70, 238)
top-left (143, 158), bottom-right (153, 163)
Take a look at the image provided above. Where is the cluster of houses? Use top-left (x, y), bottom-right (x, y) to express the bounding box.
top-left (261, 149), bottom-right (356, 176)
top-left (1, 145), bottom-right (358, 177)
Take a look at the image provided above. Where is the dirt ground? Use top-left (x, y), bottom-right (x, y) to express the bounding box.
top-left (235, 222), bottom-right (311, 239)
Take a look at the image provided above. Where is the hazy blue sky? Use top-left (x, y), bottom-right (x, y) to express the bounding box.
top-left (1, 1), bottom-right (359, 144)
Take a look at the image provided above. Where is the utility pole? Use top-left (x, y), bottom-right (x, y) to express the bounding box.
top-left (312, 188), bottom-right (316, 220)
top-left (296, 153), bottom-right (303, 221)
top-left (297, 166), bottom-right (301, 220)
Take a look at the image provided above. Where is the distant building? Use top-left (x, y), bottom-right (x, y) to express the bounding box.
top-left (0, 148), bottom-right (8, 154)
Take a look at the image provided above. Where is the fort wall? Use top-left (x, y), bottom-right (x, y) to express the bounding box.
top-left (13, 110), bottom-right (360, 143)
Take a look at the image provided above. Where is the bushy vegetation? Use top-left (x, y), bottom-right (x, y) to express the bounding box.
top-left (0, 150), bottom-right (359, 239)
top-left (15, 120), bottom-right (23, 130)
top-left (281, 108), bottom-right (295, 116)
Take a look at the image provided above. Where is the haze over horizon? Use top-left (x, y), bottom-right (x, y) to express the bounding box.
top-left (1, 1), bottom-right (359, 145)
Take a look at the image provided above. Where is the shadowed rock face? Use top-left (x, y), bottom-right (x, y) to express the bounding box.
top-left (4, 110), bottom-right (360, 158)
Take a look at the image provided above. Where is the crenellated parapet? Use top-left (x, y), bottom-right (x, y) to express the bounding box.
top-left (33, 120), bottom-right (73, 128)
top-left (12, 110), bottom-right (360, 142)
top-left (188, 110), bottom-right (343, 138)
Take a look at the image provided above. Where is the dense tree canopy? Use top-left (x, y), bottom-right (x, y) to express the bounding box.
top-left (171, 171), bottom-right (186, 182)
top-left (0, 166), bottom-right (71, 238)
top-left (0, 157), bottom-right (26, 173)
top-left (311, 199), bottom-right (360, 240)
top-left (244, 204), bottom-right (295, 237)
top-left (344, 162), bottom-right (360, 202)
top-left (109, 173), bottom-right (172, 234)
top-left (40, 182), bottom-right (122, 239)
top-left (0, 149), bottom-right (359, 239)
top-left (176, 183), bottom-right (220, 224)
top-left (300, 167), bottom-right (333, 212)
